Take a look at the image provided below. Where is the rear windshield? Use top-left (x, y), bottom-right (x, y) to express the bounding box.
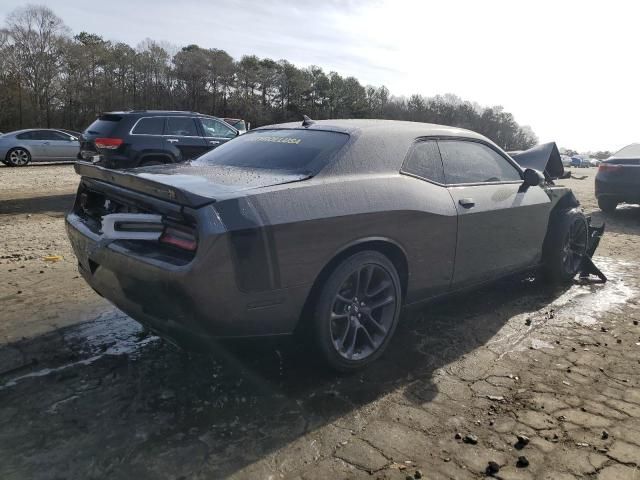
top-left (612, 143), bottom-right (640, 158)
top-left (193, 129), bottom-right (349, 175)
top-left (84, 114), bottom-right (122, 136)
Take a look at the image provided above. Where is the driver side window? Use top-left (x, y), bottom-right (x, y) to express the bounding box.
top-left (438, 140), bottom-right (521, 185)
top-left (199, 118), bottom-right (236, 139)
top-left (42, 131), bottom-right (71, 141)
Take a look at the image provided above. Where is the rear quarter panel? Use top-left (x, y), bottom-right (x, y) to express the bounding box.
top-left (214, 174), bottom-right (458, 304)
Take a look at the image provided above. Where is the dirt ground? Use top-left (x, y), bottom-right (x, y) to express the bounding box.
top-left (1, 163), bottom-right (639, 480)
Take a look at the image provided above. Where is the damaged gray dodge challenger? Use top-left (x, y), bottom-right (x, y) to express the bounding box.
top-left (66, 119), bottom-right (604, 371)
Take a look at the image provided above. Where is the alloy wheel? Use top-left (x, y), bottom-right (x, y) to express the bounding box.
top-left (9, 149), bottom-right (30, 166)
top-left (562, 218), bottom-right (587, 274)
top-left (329, 264), bottom-right (397, 361)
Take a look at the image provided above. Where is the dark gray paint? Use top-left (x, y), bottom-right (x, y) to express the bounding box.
top-left (66, 119), bottom-right (564, 341)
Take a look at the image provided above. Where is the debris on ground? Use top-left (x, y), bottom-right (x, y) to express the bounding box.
top-left (486, 461), bottom-right (500, 476)
top-left (463, 434), bottom-right (478, 445)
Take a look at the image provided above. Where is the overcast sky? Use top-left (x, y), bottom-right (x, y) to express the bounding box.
top-left (1, 0), bottom-right (637, 152)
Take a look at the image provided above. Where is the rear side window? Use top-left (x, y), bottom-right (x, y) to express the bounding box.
top-left (194, 129), bottom-right (349, 175)
top-left (402, 140), bottom-right (445, 183)
top-left (166, 117), bottom-right (198, 137)
top-left (85, 115), bottom-right (122, 136)
top-left (16, 132), bottom-right (34, 140)
top-left (132, 117), bottom-right (165, 135)
top-left (438, 140), bottom-right (521, 184)
top-left (26, 130), bottom-right (51, 140)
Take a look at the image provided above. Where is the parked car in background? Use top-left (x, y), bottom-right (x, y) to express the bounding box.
top-left (66, 119), bottom-right (600, 371)
top-left (222, 118), bottom-right (249, 134)
top-left (79, 110), bottom-right (239, 169)
top-left (570, 156), bottom-right (587, 168)
top-left (561, 154), bottom-right (573, 167)
top-left (0, 129), bottom-right (80, 166)
top-left (589, 158), bottom-right (601, 167)
top-left (595, 143), bottom-right (640, 212)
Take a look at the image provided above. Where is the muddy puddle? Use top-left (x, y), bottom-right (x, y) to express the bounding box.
top-left (0, 255), bottom-right (638, 479)
top-left (487, 256), bottom-right (637, 357)
top-left (1, 256), bottom-right (635, 392)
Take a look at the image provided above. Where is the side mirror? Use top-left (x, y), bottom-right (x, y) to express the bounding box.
top-left (522, 168), bottom-right (544, 188)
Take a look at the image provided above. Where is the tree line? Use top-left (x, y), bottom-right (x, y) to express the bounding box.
top-left (0, 5), bottom-right (538, 150)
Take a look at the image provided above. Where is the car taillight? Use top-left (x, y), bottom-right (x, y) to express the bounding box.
top-left (159, 226), bottom-right (197, 251)
top-left (95, 138), bottom-right (123, 149)
top-left (598, 163), bottom-right (623, 173)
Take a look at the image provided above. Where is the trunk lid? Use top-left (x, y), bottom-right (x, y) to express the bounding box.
top-left (74, 161), bottom-right (310, 208)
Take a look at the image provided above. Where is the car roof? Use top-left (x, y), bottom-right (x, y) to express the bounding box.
top-left (258, 118), bottom-right (483, 138)
top-left (255, 119), bottom-right (500, 175)
top-left (103, 110), bottom-right (217, 118)
top-left (5, 128), bottom-right (69, 135)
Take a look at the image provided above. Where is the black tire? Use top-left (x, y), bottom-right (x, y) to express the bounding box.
top-left (312, 250), bottom-right (402, 372)
top-left (140, 160), bottom-right (164, 167)
top-left (597, 197), bottom-right (618, 213)
top-left (542, 208), bottom-right (589, 283)
top-left (6, 148), bottom-right (31, 167)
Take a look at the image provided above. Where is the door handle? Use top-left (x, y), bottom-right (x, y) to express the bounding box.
top-left (166, 138), bottom-right (179, 143)
top-left (42, 142), bottom-right (50, 145)
top-left (209, 140), bottom-right (220, 145)
top-left (459, 198), bottom-right (475, 208)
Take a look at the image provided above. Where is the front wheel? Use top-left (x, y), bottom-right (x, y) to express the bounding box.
top-left (6, 148), bottom-right (31, 167)
top-left (542, 208), bottom-right (589, 283)
top-left (312, 251), bottom-right (402, 372)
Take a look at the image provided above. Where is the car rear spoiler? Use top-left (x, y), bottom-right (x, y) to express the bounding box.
top-left (74, 162), bottom-right (217, 208)
top-left (509, 142), bottom-right (566, 181)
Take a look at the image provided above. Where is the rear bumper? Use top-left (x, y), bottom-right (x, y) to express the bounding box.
top-left (66, 212), bottom-right (309, 340)
top-left (595, 176), bottom-right (640, 203)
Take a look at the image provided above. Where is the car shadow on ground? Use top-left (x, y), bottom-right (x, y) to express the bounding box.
top-left (591, 204), bottom-right (640, 237)
top-left (0, 161), bottom-right (75, 168)
top-left (0, 274), bottom-right (572, 479)
top-left (0, 193), bottom-right (75, 216)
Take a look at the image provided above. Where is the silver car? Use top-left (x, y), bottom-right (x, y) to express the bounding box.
top-left (0, 129), bottom-right (80, 166)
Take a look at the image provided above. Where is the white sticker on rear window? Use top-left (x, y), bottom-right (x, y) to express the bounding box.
top-left (247, 136), bottom-right (302, 145)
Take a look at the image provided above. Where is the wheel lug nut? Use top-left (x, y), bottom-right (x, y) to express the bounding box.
top-left (360, 302), bottom-right (365, 306)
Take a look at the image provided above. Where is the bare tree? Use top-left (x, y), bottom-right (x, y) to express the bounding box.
top-left (6, 5), bottom-right (69, 126)
top-left (0, 5), bottom-right (538, 150)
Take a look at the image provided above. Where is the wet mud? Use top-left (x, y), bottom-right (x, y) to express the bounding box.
top-left (1, 166), bottom-right (639, 479)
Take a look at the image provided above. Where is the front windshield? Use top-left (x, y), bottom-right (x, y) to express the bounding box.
top-left (193, 129), bottom-right (349, 175)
